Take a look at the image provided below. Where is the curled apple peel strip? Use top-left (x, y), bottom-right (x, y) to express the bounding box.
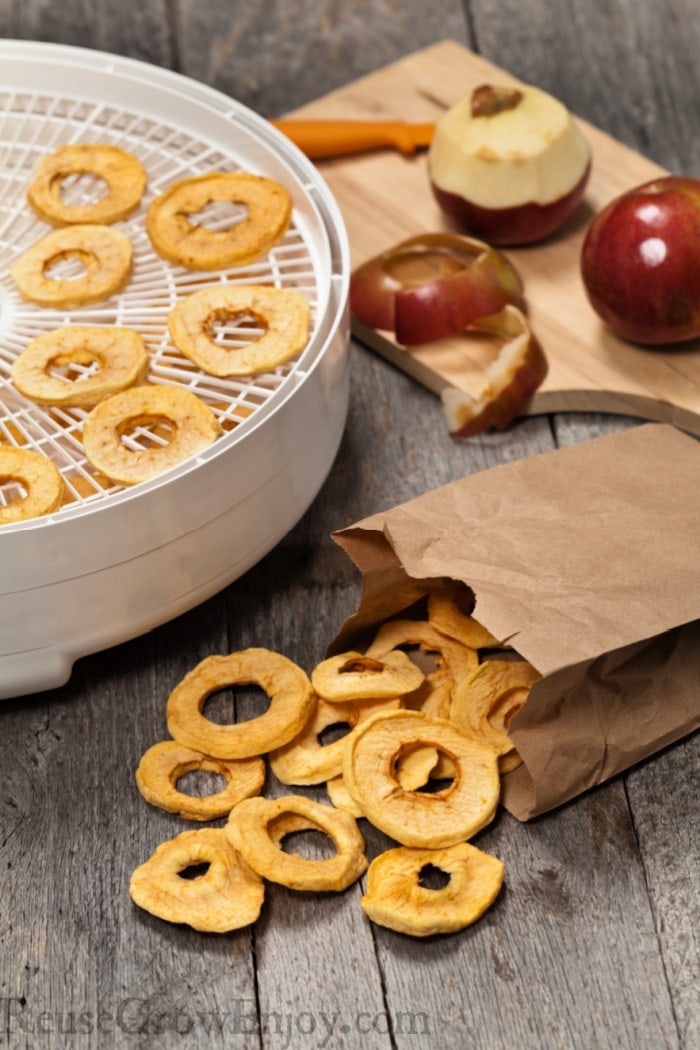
top-left (441, 304), bottom-right (548, 438)
top-left (349, 232), bottom-right (523, 346)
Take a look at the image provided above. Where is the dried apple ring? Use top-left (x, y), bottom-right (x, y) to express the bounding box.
top-left (10, 223), bottom-right (133, 309)
top-left (11, 326), bottom-right (148, 408)
top-left (27, 143), bottom-right (147, 226)
top-left (311, 650), bottom-right (425, 703)
top-left (0, 446), bottom-right (64, 525)
top-left (269, 695), bottom-right (402, 786)
top-left (129, 827), bottom-right (264, 932)
top-left (166, 649), bottom-right (315, 760)
top-left (365, 619), bottom-right (478, 685)
top-left (325, 775), bottom-right (364, 818)
top-left (226, 794), bottom-right (368, 892)
top-left (360, 842), bottom-right (505, 937)
top-left (167, 284), bottom-right (310, 378)
top-left (427, 583), bottom-right (503, 650)
top-left (342, 709), bottom-right (500, 848)
top-left (402, 666), bottom-right (453, 717)
top-left (450, 658), bottom-right (541, 757)
top-left (499, 750), bottom-right (523, 775)
top-left (146, 171), bottom-right (291, 270)
top-left (82, 383), bottom-right (220, 486)
top-left (135, 740), bottom-right (266, 821)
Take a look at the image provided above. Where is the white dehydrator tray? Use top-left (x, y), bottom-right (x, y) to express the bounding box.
top-left (0, 41), bottom-right (351, 700)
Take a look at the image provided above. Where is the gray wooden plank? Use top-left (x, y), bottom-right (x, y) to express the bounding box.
top-left (625, 737), bottom-right (700, 1049)
top-left (0, 2), bottom-right (11, 36)
top-left (8, 0), bottom-right (173, 67)
top-left (174, 0), bottom-right (472, 115)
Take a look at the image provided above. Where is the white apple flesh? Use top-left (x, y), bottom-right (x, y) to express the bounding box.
top-left (428, 83), bottom-right (592, 245)
top-left (441, 305), bottom-right (548, 437)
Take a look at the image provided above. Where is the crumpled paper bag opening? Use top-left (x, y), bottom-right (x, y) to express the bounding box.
top-left (331, 423), bottom-right (700, 819)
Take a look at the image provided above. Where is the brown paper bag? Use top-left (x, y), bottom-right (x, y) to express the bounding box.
top-left (331, 423), bottom-right (700, 819)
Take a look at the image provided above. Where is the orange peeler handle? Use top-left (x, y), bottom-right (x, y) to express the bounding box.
top-left (269, 119), bottom-right (435, 159)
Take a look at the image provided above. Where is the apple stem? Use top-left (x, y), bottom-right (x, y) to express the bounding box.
top-left (470, 84), bottom-right (524, 118)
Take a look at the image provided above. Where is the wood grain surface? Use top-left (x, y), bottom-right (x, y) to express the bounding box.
top-left (0, 3), bottom-right (698, 1050)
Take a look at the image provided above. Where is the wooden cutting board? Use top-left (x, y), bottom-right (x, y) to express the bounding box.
top-left (288, 39), bottom-right (700, 435)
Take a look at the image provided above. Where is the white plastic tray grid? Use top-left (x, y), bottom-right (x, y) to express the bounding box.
top-left (0, 88), bottom-right (322, 516)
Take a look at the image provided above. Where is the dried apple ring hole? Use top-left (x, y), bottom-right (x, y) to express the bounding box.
top-left (226, 794), bottom-right (368, 892)
top-left (11, 326), bottom-right (148, 408)
top-left (135, 740), bottom-right (266, 821)
top-left (0, 446), bottom-right (64, 525)
top-left (342, 709), bottom-right (500, 848)
top-left (81, 383), bottom-right (220, 486)
top-left (267, 812), bottom-right (338, 862)
top-left (129, 827), bottom-right (264, 933)
top-left (167, 284), bottom-right (310, 378)
top-left (10, 224), bottom-right (133, 309)
top-left (27, 143), bottom-right (147, 226)
top-left (146, 171), bottom-right (291, 270)
top-left (166, 649), bottom-right (316, 760)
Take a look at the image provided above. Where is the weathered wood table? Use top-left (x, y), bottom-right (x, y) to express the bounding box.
top-left (1, 3), bottom-right (698, 1048)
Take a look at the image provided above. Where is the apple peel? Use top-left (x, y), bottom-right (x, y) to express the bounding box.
top-left (441, 304), bottom-right (547, 438)
top-left (349, 232), bottom-right (523, 346)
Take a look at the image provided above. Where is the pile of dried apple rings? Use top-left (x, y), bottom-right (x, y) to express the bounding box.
top-left (2, 144), bottom-right (309, 518)
top-left (130, 582), bottom-right (541, 938)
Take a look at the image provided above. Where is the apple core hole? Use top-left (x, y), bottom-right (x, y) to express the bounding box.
top-left (175, 769), bottom-right (228, 798)
top-left (187, 198), bottom-right (248, 233)
top-left (58, 172), bottom-right (110, 206)
top-left (318, 721), bottom-right (352, 747)
top-left (208, 308), bottom-right (266, 347)
top-left (117, 413), bottom-right (175, 451)
top-left (417, 863), bottom-right (451, 891)
top-left (178, 861), bottom-right (211, 881)
top-left (273, 824), bottom-right (337, 862)
top-left (43, 251), bottom-right (91, 282)
top-left (48, 352), bottom-right (101, 385)
top-left (0, 476), bottom-right (28, 507)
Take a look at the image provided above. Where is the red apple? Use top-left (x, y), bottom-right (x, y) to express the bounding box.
top-left (428, 83), bottom-right (592, 246)
top-left (349, 232), bottom-right (523, 346)
top-left (441, 305), bottom-right (548, 437)
top-left (580, 175), bottom-right (700, 345)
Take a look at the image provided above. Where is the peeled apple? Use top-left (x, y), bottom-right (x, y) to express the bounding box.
top-left (428, 82), bottom-right (592, 245)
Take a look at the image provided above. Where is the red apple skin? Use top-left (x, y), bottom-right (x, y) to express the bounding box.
top-left (348, 257), bottom-right (401, 332)
top-left (393, 252), bottom-right (521, 345)
top-left (349, 238), bottom-right (522, 345)
top-left (431, 161), bottom-right (591, 246)
top-left (449, 350), bottom-right (547, 436)
top-left (581, 176), bottom-right (700, 345)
